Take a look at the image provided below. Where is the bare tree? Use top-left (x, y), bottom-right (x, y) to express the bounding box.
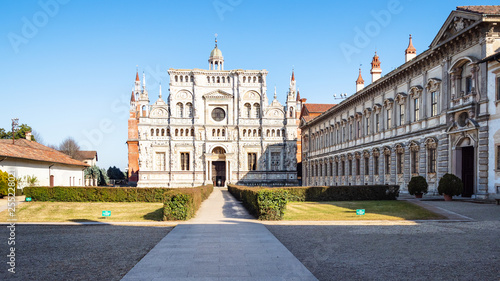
top-left (59, 137), bottom-right (81, 159)
top-left (31, 130), bottom-right (44, 145)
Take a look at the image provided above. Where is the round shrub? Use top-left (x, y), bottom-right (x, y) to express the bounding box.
top-left (407, 176), bottom-right (428, 195)
top-left (438, 173), bottom-right (463, 196)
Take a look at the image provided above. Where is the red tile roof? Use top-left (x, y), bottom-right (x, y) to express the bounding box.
top-left (303, 103), bottom-right (336, 113)
top-left (74, 151), bottom-right (97, 161)
top-left (457, 5), bottom-right (500, 14)
top-left (0, 139), bottom-right (89, 167)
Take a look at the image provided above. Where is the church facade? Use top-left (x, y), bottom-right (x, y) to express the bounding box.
top-left (300, 6), bottom-right (500, 199)
top-left (127, 40), bottom-right (299, 187)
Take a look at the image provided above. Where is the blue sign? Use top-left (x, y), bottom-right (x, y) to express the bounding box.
top-left (356, 209), bottom-right (365, 215)
top-left (25, 197), bottom-right (32, 202)
top-left (102, 210), bottom-right (111, 217)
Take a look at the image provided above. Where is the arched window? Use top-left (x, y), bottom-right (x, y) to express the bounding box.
top-left (156, 129), bottom-right (159, 136)
top-left (207, 76), bottom-right (210, 83)
top-left (243, 77), bottom-right (246, 83)
top-left (253, 76), bottom-right (256, 83)
top-left (191, 129), bottom-right (194, 136)
top-left (167, 129), bottom-right (170, 136)
top-left (245, 103), bottom-right (251, 118)
top-left (272, 129), bottom-right (276, 137)
top-left (243, 129), bottom-right (246, 137)
top-left (175, 129), bottom-right (179, 136)
top-left (290, 107), bottom-right (294, 118)
top-left (175, 75), bottom-right (178, 82)
top-left (186, 103), bottom-right (193, 118)
top-left (177, 103), bottom-right (183, 118)
top-left (212, 129), bottom-right (216, 137)
top-left (222, 129), bottom-right (225, 137)
top-left (185, 76), bottom-right (188, 82)
top-left (254, 103), bottom-right (260, 118)
top-left (180, 76), bottom-right (183, 82)
top-left (217, 129), bottom-right (220, 137)
top-left (277, 129), bottom-right (281, 137)
top-left (266, 130), bottom-right (270, 137)
top-left (222, 77), bottom-right (225, 83)
top-left (258, 129), bottom-right (261, 137)
top-left (253, 129), bottom-right (257, 137)
top-left (180, 129), bottom-right (184, 136)
top-left (151, 129), bottom-right (154, 136)
top-left (161, 129), bottom-right (165, 136)
top-left (142, 105), bottom-right (147, 117)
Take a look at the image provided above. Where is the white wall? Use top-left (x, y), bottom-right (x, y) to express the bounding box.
top-left (0, 158), bottom-right (85, 187)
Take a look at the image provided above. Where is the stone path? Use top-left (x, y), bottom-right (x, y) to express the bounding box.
top-left (121, 188), bottom-right (318, 281)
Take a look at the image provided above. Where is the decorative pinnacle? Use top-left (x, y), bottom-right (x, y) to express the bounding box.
top-left (215, 33), bottom-right (218, 48)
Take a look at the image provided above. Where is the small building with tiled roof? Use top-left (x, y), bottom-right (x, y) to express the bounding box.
top-left (74, 150), bottom-right (98, 167)
top-left (0, 136), bottom-right (89, 187)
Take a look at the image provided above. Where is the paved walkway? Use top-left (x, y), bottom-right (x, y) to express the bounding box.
top-left (121, 188), bottom-right (318, 281)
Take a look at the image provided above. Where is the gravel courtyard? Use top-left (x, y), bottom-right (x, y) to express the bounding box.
top-left (0, 224), bottom-right (172, 281)
top-left (267, 201), bottom-right (500, 281)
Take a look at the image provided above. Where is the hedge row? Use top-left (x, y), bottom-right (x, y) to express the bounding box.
top-left (23, 185), bottom-right (214, 221)
top-left (228, 184), bottom-right (400, 220)
top-left (227, 185), bottom-right (288, 220)
top-left (282, 185), bottom-right (400, 201)
top-left (23, 185), bottom-right (213, 203)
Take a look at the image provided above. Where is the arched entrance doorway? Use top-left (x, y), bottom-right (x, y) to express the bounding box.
top-left (212, 147), bottom-right (226, 187)
top-left (454, 136), bottom-right (475, 197)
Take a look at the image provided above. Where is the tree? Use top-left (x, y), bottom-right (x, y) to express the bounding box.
top-left (59, 137), bottom-right (81, 159)
top-left (107, 166), bottom-right (126, 180)
top-left (0, 124), bottom-right (35, 141)
top-left (84, 165), bottom-right (109, 186)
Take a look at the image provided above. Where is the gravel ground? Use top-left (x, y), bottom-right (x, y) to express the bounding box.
top-left (0, 225), bottom-right (172, 281)
top-left (267, 221), bottom-right (500, 281)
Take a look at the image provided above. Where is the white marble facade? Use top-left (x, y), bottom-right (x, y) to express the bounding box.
top-left (130, 41), bottom-right (298, 187)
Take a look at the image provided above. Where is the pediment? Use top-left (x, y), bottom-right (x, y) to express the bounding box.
top-left (430, 11), bottom-right (481, 49)
top-left (446, 118), bottom-right (479, 133)
top-left (150, 107), bottom-right (169, 117)
top-left (203, 90), bottom-right (233, 99)
top-left (266, 108), bottom-right (284, 118)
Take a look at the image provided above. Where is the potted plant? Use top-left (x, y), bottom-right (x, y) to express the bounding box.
top-left (407, 176), bottom-right (428, 198)
top-left (438, 173), bottom-right (463, 201)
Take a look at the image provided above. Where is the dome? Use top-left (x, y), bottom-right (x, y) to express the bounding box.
top-left (210, 46), bottom-right (223, 59)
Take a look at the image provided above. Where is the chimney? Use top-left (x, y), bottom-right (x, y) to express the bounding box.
top-left (405, 34), bottom-right (417, 63)
top-left (370, 52), bottom-right (382, 83)
top-left (25, 131), bottom-right (32, 141)
top-left (356, 68), bottom-right (364, 92)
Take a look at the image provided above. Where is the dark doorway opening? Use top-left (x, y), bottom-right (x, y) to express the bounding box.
top-left (212, 161), bottom-right (226, 187)
top-left (461, 146), bottom-right (474, 197)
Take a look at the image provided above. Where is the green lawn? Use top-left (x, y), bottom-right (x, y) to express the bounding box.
top-left (283, 201), bottom-right (445, 221)
top-left (0, 202), bottom-right (165, 222)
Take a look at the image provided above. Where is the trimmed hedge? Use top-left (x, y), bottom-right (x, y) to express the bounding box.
top-left (282, 185), bottom-right (400, 201)
top-left (228, 184), bottom-right (400, 220)
top-left (227, 185), bottom-right (288, 220)
top-left (24, 185), bottom-right (214, 203)
top-left (23, 185), bottom-right (214, 221)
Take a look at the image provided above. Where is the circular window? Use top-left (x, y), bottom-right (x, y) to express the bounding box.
top-left (211, 107), bottom-right (225, 121)
top-left (457, 112), bottom-right (468, 127)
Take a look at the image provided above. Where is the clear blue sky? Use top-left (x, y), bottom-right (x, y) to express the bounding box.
top-left (1, 0), bottom-right (497, 170)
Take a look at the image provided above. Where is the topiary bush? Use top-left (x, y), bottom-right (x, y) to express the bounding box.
top-left (438, 173), bottom-right (463, 197)
top-left (408, 176), bottom-right (428, 195)
top-left (163, 193), bottom-right (196, 220)
top-left (257, 189), bottom-right (289, 220)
